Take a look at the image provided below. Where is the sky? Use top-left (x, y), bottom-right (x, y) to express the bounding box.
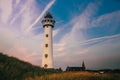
top-left (0, 0), bottom-right (120, 70)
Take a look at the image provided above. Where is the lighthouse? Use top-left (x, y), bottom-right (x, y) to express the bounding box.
top-left (41, 12), bottom-right (55, 68)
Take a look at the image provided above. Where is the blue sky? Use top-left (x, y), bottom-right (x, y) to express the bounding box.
top-left (0, 0), bottom-right (120, 70)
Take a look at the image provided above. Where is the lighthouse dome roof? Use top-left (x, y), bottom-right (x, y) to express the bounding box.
top-left (44, 12), bottom-right (53, 18)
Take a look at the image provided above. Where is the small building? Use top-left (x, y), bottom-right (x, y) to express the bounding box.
top-left (66, 61), bottom-right (86, 71)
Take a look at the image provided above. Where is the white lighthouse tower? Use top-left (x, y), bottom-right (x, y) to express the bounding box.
top-left (41, 12), bottom-right (55, 68)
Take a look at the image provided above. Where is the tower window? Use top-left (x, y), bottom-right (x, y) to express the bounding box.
top-left (45, 54), bottom-right (48, 58)
top-left (45, 44), bottom-right (48, 47)
top-left (46, 34), bottom-right (48, 37)
top-left (44, 64), bottom-right (48, 68)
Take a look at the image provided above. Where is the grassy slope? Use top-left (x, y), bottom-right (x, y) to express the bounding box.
top-left (0, 53), bottom-right (57, 80)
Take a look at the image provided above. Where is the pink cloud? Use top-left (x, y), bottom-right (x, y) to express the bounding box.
top-left (76, 49), bottom-right (89, 55)
top-left (54, 52), bottom-right (65, 57)
top-left (56, 47), bottom-right (64, 52)
top-left (7, 43), bottom-right (42, 65)
top-left (54, 43), bottom-right (65, 47)
top-left (8, 44), bottom-right (29, 60)
top-left (22, 52), bottom-right (41, 63)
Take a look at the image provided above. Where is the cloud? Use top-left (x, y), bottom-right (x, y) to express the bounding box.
top-left (5, 32), bottom-right (43, 65)
top-left (52, 2), bottom-right (120, 69)
top-left (83, 37), bottom-right (120, 69)
top-left (57, 4), bottom-right (120, 52)
top-left (57, 5), bottom-right (120, 46)
top-left (92, 10), bottom-right (120, 28)
top-left (58, 34), bottom-right (120, 69)
top-left (8, 44), bottom-right (29, 59)
top-left (56, 2), bottom-right (98, 53)
top-left (10, 0), bottom-right (34, 25)
top-left (53, 42), bottom-right (65, 53)
top-left (0, 0), bottom-right (51, 66)
top-left (0, 0), bottom-right (12, 23)
top-left (0, 23), bottom-right (19, 50)
top-left (52, 3), bottom-right (99, 66)
top-left (78, 34), bottom-right (120, 46)
top-left (25, 0), bottom-right (56, 33)
top-left (20, 0), bottom-right (37, 34)
top-left (53, 28), bottom-right (60, 37)
top-left (7, 43), bottom-right (41, 65)
top-left (72, 2), bottom-right (98, 29)
top-left (15, 0), bottom-right (20, 5)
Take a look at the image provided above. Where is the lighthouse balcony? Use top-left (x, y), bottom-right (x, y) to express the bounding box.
top-left (42, 22), bottom-right (55, 28)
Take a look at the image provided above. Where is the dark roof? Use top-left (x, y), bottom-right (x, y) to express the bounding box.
top-left (67, 67), bottom-right (83, 69)
top-left (44, 12), bottom-right (53, 18)
top-left (66, 66), bottom-right (85, 71)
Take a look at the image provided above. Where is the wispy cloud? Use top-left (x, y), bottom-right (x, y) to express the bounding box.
top-left (57, 3), bottom-right (120, 51)
top-left (53, 28), bottom-right (60, 37)
top-left (92, 10), bottom-right (120, 28)
top-left (78, 34), bottom-right (120, 46)
top-left (15, 0), bottom-right (20, 5)
top-left (10, 0), bottom-right (33, 25)
top-left (0, 0), bottom-right (44, 65)
top-left (0, 0), bottom-right (12, 23)
top-left (54, 33), bottom-right (120, 69)
top-left (52, 1), bottom-right (120, 69)
top-left (25, 0), bottom-right (56, 33)
top-left (56, 2), bottom-right (98, 51)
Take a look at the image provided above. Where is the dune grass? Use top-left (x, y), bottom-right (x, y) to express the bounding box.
top-left (25, 71), bottom-right (120, 80)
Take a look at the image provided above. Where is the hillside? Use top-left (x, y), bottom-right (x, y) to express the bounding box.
top-left (0, 52), bottom-right (57, 80)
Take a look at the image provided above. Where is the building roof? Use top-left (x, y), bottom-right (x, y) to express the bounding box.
top-left (44, 12), bottom-right (53, 18)
top-left (66, 66), bottom-right (85, 71)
